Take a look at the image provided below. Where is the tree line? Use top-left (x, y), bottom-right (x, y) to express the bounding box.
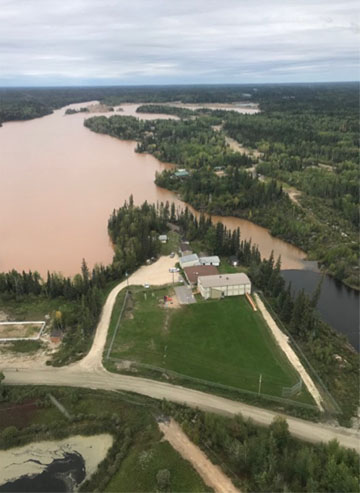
top-left (163, 401), bottom-right (359, 492)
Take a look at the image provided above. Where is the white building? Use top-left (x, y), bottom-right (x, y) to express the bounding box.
top-left (159, 234), bottom-right (168, 243)
top-left (199, 255), bottom-right (220, 267)
top-left (179, 254), bottom-right (200, 269)
top-left (198, 273), bottom-right (251, 299)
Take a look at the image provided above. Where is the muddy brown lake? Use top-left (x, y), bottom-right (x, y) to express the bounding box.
top-left (0, 102), bottom-right (306, 276)
top-left (0, 101), bottom-right (358, 347)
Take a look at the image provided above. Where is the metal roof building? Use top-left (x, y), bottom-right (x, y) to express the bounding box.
top-left (199, 255), bottom-right (220, 266)
top-left (179, 254), bottom-right (200, 269)
top-left (198, 273), bottom-right (251, 299)
top-left (183, 265), bottom-right (219, 286)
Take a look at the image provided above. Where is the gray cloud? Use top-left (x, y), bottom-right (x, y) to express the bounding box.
top-left (0, 0), bottom-right (358, 85)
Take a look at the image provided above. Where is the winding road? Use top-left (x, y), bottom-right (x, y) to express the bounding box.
top-left (2, 256), bottom-right (360, 452)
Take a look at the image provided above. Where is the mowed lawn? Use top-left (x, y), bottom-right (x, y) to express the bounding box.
top-left (110, 287), bottom-right (310, 402)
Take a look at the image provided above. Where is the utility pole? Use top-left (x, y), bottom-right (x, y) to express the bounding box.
top-left (258, 374), bottom-right (262, 395)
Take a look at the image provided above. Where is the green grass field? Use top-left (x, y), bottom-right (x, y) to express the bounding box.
top-left (105, 440), bottom-right (210, 492)
top-left (108, 287), bottom-right (313, 404)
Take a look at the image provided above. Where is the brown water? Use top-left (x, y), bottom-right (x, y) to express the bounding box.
top-left (0, 102), bottom-right (305, 276)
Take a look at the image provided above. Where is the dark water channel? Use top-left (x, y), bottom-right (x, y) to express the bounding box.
top-left (282, 270), bottom-right (359, 351)
top-left (0, 452), bottom-right (85, 493)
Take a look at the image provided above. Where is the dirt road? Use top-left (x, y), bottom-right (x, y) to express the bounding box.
top-left (254, 293), bottom-right (324, 411)
top-left (78, 255), bottom-right (179, 371)
top-left (159, 419), bottom-right (240, 493)
top-left (2, 256), bottom-right (360, 453)
top-left (3, 367), bottom-right (360, 452)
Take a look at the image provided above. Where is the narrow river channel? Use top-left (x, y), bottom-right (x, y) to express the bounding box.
top-left (0, 102), bottom-right (358, 348)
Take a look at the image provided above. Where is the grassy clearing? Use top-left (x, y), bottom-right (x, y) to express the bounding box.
top-left (160, 231), bottom-right (180, 256)
top-left (1, 340), bottom-right (43, 353)
top-left (106, 440), bottom-right (210, 492)
top-left (218, 258), bottom-right (250, 275)
top-left (0, 295), bottom-right (75, 321)
top-left (108, 287), bottom-right (312, 404)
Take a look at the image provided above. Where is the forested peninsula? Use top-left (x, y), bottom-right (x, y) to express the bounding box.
top-left (2, 199), bottom-right (358, 422)
top-left (84, 83), bottom-right (359, 289)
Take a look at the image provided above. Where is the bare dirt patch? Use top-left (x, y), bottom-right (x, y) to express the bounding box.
top-left (0, 322), bottom-right (43, 339)
top-left (159, 419), bottom-right (240, 493)
top-left (0, 332), bottom-right (58, 369)
top-left (0, 311), bottom-right (8, 322)
top-left (287, 187), bottom-right (302, 206)
top-left (86, 103), bottom-right (113, 113)
top-left (162, 295), bottom-right (180, 310)
top-left (225, 136), bottom-right (263, 159)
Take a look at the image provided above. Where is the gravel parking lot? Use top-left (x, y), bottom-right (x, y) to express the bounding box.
top-left (175, 286), bottom-right (196, 305)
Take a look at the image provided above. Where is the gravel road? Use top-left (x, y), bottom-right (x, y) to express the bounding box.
top-left (2, 256), bottom-right (359, 453)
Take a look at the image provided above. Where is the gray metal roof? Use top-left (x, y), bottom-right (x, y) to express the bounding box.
top-left (198, 273), bottom-right (251, 288)
top-left (179, 254), bottom-right (199, 265)
top-left (199, 256), bottom-right (220, 264)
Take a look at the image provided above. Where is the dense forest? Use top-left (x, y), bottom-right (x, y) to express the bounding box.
top-left (83, 83), bottom-right (359, 288)
top-left (0, 85), bottom-right (254, 125)
top-left (164, 402), bottom-right (359, 492)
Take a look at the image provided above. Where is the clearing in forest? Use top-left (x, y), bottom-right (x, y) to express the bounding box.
top-left (108, 286), bottom-right (313, 405)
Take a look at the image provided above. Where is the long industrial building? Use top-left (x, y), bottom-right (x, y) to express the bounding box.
top-left (198, 273), bottom-right (251, 299)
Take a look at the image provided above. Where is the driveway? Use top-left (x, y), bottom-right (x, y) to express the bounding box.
top-left (175, 285), bottom-right (196, 305)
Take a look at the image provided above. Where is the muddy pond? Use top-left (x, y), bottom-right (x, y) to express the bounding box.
top-left (0, 434), bottom-right (113, 492)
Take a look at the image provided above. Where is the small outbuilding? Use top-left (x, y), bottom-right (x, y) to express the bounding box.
top-left (229, 255), bottom-right (238, 267)
top-left (179, 254), bottom-right (200, 269)
top-left (180, 242), bottom-right (193, 256)
top-left (199, 255), bottom-right (220, 267)
top-left (183, 265), bottom-right (219, 286)
top-left (198, 273), bottom-right (251, 300)
top-left (159, 234), bottom-right (168, 243)
top-left (50, 329), bottom-right (64, 344)
top-left (175, 169), bottom-right (189, 178)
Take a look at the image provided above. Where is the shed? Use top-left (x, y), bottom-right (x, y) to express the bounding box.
top-left (199, 255), bottom-right (220, 267)
top-left (198, 273), bottom-right (251, 300)
top-left (183, 265), bottom-right (219, 286)
top-left (179, 254), bottom-right (200, 269)
top-left (50, 329), bottom-right (64, 344)
top-left (175, 169), bottom-right (189, 178)
top-left (180, 242), bottom-right (193, 256)
top-left (159, 234), bottom-right (168, 243)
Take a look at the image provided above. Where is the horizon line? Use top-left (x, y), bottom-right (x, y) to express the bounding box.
top-left (0, 80), bottom-right (359, 89)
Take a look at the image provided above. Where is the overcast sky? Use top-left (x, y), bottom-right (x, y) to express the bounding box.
top-left (0, 0), bottom-right (359, 86)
